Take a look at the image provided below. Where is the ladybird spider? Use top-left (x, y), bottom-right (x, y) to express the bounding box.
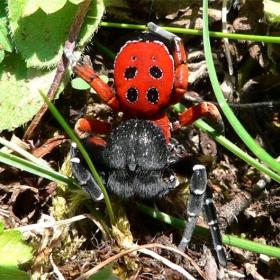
top-left (65, 22), bottom-right (227, 266)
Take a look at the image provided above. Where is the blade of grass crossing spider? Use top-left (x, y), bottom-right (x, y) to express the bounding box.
top-left (40, 91), bottom-right (116, 225)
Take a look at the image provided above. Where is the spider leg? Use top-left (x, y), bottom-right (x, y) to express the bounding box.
top-left (173, 102), bottom-right (225, 134)
top-left (64, 48), bottom-right (121, 111)
top-left (203, 186), bottom-right (227, 266)
top-left (70, 137), bottom-right (107, 201)
top-left (76, 118), bottom-right (112, 135)
top-left (170, 156), bottom-right (227, 266)
top-left (177, 163), bottom-right (207, 251)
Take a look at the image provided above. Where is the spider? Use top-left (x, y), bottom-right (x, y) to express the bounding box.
top-left (64, 22), bottom-right (227, 266)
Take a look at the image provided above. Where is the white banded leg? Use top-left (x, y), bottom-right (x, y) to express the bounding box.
top-left (203, 186), bottom-right (227, 266)
top-left (147, 22), bottom-right (180, 42)
top-left (178, 164), bottom-right (227, 266)
top-left (178, 164), bottom-right (207, 251)
top-left (70, 142), bottom-right (104, 201)
top-left (64, 47), bottom-right (78, 67)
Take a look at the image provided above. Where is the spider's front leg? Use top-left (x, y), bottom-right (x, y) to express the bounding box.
top-left (174, 102), bottom-right (225, 134)
top-left (64, 48), bottom-right (121, 112)
top-left (170, 156), bottom-right (227, 266)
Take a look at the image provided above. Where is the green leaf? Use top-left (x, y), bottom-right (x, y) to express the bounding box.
top-left (71, 77), bottom-right (91, 90)
top-left (75, 1), bottom-right (107, 48)
top-left (22, 0), bottom-right (74, 17)
top-left (99, 74), bottom-right (109, 83)
top-left (0, 223), bottom-right (4, 234)
top-left (8, 0), bottom-right (106, 68)
top-left (69, 0), bottom-right (85, 4)
top-left (0, 0), bottom-right (106, 131)
top-left (8, 0), bottom-right (79, 68)
top-left (0, 2), bottom-right (13, 63)
top-left (0, 224), bottom-right (33, 266)
top-left (71, 74), bottom-right (108, 90)
top-left (0, 52), bottom-right (69, 131)
top-left (39, 0), bottom-right (67, 14)
top-left (264, 0), bottom-right (280, 23)
top-left (21, 0), bottom-right (40, 17)
top-left (0, 266), bottom-right (30, 280)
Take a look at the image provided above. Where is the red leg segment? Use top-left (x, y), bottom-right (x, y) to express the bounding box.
top-left (173, 38), bottom-right (187, 66)
top-left (173, 102), bottom-right (224, 133)
top-left (73, 63), bottom-right (121, 112)
top-left (88, 136), bottom-right (107, 147)
top-left (171, 64), bottom-right (189, 104)
top-left (76, 118), bottom-right (112, 135)
top-left (170, 39), bottom-right (189, 105)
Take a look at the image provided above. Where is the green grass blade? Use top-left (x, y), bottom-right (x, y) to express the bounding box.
top-left (101, 22), bottom-right (280, 44)
top-left (0, 137), bottom-right (52, 171)
top-left (0, 150), bottom-right (78, 189)
top-left (40, 92), bottom-right (116, 225)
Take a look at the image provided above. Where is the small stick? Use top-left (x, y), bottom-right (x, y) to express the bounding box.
top-left (24, 0), bottom-right (91, 140)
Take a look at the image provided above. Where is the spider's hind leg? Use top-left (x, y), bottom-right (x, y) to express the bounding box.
top-left (175, 162), bottom-right (207, 252)
top-left (203, 186), bottom-right (227, 266)
top-left (170, 156), bottom-right (227, 266)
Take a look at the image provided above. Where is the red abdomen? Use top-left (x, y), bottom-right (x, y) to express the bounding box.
top-left (114, 40), bottom-right (174, 117)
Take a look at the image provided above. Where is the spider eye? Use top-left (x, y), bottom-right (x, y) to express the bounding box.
top-left (149, 66), bottom-right (163, 79)
top-left (146, 87), bottom-right (159, 104)
top-left (126, 87), bottom-right (139, 103)
top-left (124, 66), bottom-right (138, 79)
